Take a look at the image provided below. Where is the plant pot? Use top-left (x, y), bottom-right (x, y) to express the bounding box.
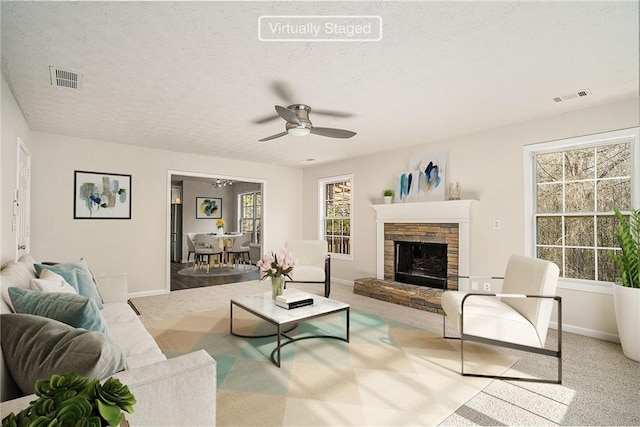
top-left (613, 283), bottom-right (640, 362)
top-left (384, 196), bottom-right (392, 204)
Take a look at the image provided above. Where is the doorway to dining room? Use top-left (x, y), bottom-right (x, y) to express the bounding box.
top-left (166, 170), bottom-right (264, 292)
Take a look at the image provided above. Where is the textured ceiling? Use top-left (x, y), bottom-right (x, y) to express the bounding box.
top-left (1, 1), bottom-right (638, 167)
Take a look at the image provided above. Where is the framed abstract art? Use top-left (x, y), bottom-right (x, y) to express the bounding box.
top-left (74, 171), bottom-right (131, 219)
top-left (196, 197), bottom-right (222, 219)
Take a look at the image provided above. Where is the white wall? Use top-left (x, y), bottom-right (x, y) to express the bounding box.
top-left (1, 75), bottom-right (32, 266)
top-left (28, 132), bottom-right (303, 295)
top-left (302, 97), bottom-right (640, 339)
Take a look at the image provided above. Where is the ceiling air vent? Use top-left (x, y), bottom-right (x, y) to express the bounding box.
top-left (552, 89), bottom-right (591, 103)
top-left (49, 66), bottom-right (81, 89)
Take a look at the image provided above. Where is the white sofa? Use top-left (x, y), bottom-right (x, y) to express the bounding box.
top-left (0, 255), bottom-right (217, 426)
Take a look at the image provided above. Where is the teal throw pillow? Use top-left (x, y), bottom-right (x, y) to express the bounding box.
top-left (1, 313), bottom-right (126, 395)
top-left (34, 260), bottom-right (103, 309)
top-left (8, 287), bottom-right (109, 336)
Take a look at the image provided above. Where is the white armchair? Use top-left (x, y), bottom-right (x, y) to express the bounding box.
top-left (441, 254), bottom-right (562, 384)
top-left (285, 240), bottom-right (331, 297)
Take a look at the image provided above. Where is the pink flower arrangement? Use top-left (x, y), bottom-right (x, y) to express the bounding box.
top-left (256, 247), bottom-right (296, 280)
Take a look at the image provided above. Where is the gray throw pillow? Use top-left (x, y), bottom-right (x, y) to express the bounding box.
top-left (34, 260), bottom-right (103, 309)
top-left (0, 314), bottom-right (126, 395)
top-left (8, 287), bottom-right (110, 336)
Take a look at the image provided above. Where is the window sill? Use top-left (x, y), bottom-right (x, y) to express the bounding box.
top-left (557, 278), bottom-right (613, 295)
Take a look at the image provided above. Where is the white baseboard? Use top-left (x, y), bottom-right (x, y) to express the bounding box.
top-left (549, 321), bottom-right (620, 343)
top-left (128, 289), bottom-right (168, 299)
top-left (331, 277), bottom-right (354, 286)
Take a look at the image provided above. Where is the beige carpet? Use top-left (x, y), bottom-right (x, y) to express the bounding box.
top-left (144, 306), bottom-right (516, 426)
top-left (137, 281), bottom-right (519, 426)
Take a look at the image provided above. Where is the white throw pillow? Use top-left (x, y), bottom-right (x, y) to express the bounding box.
top-left (30, 269), bottom-right (77, 294)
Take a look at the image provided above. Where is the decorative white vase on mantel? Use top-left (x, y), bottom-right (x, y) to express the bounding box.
top-left (613, 283), bottom-right (640, 362)
top-left (217, 227), bottom-right (224, 236)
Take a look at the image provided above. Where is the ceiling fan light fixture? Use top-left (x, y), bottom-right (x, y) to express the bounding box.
top-left (288, 126), bottom-right (311, 137)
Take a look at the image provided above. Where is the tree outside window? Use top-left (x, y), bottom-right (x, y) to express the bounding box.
top-left (534, 141), bottom-right (632, 283)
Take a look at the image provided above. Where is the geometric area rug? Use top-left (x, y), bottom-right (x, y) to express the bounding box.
top-left (144, 307), bottom-right (522, 426)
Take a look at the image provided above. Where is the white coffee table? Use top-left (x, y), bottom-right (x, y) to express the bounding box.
top-left (230, 290), bottom-right (350, 367)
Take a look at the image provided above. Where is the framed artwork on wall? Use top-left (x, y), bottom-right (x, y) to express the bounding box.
top-left (74, 170), bottom-right (131, 219)
top-left (196, 197), bottom-right (222, 219)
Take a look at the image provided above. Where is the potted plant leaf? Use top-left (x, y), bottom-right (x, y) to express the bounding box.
top-left (609, 208), bottom-right (640, 362)
top-left (1, 372), bottom-right (136, 427)
top-left (383, 189), bottom-right (393, 204)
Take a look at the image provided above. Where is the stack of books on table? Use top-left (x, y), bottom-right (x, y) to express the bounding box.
top-left (275, 291), bottom-right (314, 310)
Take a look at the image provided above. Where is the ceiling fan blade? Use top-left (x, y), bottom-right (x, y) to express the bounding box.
top-left (252, 114), bottom-right (280, 124)
top-left (311, 109), bottom-right (354, 119)
top-left (275, 105), bottom-right (301, 125)
top-left (271, 81), bottom-right (295, 104)
top-left (258, 131), bottom-right (288, 142)
top-left (310, 127), bottom-right (356, 139)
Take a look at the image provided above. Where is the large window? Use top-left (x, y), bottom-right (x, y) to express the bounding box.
top-left (524, 128), bottom-right (639, 292)
top-left (239, 191), bottom-right (261, 243)
top-left (319, 175), bottom-right (352, 259)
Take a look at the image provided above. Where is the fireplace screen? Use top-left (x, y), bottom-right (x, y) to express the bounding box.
top-left (394, 241), bottom-right (447, 288)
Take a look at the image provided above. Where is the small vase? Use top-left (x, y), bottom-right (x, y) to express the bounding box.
top-left (217, 227), bottom-right (224, 236)
top-left (271, 275), bottom-right (284, 299)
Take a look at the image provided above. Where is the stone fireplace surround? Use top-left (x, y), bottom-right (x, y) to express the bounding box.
top-left (354, 200), bottom-right (474, 313)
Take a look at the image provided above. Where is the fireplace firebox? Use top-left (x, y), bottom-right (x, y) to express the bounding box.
top-left (394, 241), bottom-right (448, 288)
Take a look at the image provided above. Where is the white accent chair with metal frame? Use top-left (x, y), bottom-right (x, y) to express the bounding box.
top-left (441, 254), bottom-right (562, 384)
top-left (285, 240), bottom-right (331, 298)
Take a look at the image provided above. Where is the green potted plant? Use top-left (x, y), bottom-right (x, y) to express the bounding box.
top-left (383, 189), bottom-right (393, 204)
top-left (609, 208), bottom-right (640, 361)
top-left (2, 372), bottom-right (137, 427)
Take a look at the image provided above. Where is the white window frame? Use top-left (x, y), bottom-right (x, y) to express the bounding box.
top-left (523, 127), bottom-right (640, 295)
top-left (237, 190), bottom-right (261, 244)
top-left (318, 174), bottom-right (353, 261)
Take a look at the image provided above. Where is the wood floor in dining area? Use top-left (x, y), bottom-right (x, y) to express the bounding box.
top-left (170, 261), bottom-right (260, 291)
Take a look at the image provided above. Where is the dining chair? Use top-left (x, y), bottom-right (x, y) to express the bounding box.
top-left (284, 240), bottom-right (331, 297)
top-left (193, 234), bottom-right (223, 273)
top-left (441, 254), bottom-right (562, 384)
top-left (185, 233), bottom-right (196, 268)
top-left (226, 233), bottom-right (251, 269)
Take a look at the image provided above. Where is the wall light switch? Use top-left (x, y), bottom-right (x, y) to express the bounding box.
top-left (492, 219), bottom-right (501, 229)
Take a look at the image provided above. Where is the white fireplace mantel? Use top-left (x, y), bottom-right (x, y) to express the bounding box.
top-left (370, 200), bottom-right (476, 281)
